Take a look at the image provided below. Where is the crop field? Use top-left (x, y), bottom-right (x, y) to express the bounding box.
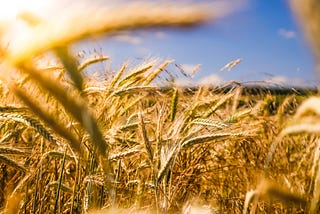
top-left (0, 1), bottom-right (320, 213)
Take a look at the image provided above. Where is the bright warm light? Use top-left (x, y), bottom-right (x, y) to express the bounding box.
top-left (0, 0), bottom-right (57, 59)
top-left (0, 0), bottom-right (49, 21)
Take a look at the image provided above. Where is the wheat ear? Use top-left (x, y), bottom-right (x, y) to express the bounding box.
top-left (78, 55), bottom-right (109, 72)
top-left (0, 146), bottom-right (30, 155)
top-left (144, 60), bottom-right (172, 85)
top-left (0, 112), bottom-right (60, 147)
top-left (170, 88), bottom-right (178, 122)
top-left (181, 133), bottom-right (247, 149)
top-left (0, 154), bottom-right (26, 173)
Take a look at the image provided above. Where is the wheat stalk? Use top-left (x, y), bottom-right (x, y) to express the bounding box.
top-left (112, 85), bottom-right (159, 96)
top-left (42, 151), bottom-right (76, 161)
top-left (54, 46), bottom-right (84, 91)
top-left (290, 0), bottom-right (320, 70)
top-left (310, 139), bottom-right (320, 213)
top-left (281, 117), bottom-right (320, 136)
top-left (157, 146), bottom-right (178, 184)
top-left (0, 146), bottom-right (30, 155)
top-left (48, 182), bottom-right (73, 194)
top-left (110, 148), bottom-right (142, 161)
top-left (13, 86), bottom-right (82, 154)
top-left (105, 64), bottom-right (126, 93)
top-left (192, 118), bottom-right (229, 129)
top-left (204, 92), bottom-right (235, 118)
top-left (244, 179), bottom-right (307, 213)
top-left (0, 154), bottom-right (26, 173)
top-left (53, 146), bottom-right (67, 214)
top-left (181, 132), bottom-right (247, 149)
top-left (225, 109), bottom-right (252, 124)
top-left (117, 64), bottom-right (153, 87)
top-left (143, 60), bottom-right (172, 85)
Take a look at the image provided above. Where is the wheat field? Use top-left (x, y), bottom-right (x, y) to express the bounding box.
top-left (0, 1), bottom-right (319, 213)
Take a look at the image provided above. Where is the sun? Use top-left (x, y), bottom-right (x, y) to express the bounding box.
top-left (0, 0), bottom-right (51, 21)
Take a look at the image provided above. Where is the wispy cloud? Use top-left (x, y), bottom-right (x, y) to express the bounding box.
top-left (278, 28), bottom-right (296, 39)
top-left (112, 33), bottom-right (142, 45)
top-left (199, 74), bottom-right (223, 86)
top-left (266, 75), bottom-right (289, 84)
top-left (155, 31), bottom-right (166, 39)
top-left (174, 78), bottom-right (196, 87)
top-left (265, 75), bottom-right (307, 87)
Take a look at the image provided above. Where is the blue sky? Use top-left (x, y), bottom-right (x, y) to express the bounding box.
top-left (0, 0), bottom-right (317, 86)
top-left (74, 0), bottom-right (317, 86)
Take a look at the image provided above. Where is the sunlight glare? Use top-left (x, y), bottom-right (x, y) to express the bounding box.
top-left (0, 0), bottom-right (59, 61)
top-left (0, 0), bottom-right (50, 21)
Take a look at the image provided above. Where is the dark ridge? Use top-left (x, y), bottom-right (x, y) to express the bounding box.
top-left (159, 83), bottom-right (318, 96)
top-left (215, 85), bottom-right (318, 96)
